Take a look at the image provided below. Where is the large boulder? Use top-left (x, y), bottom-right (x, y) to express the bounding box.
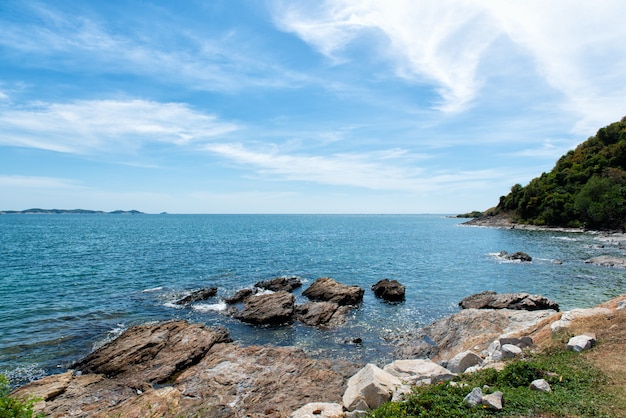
top-left (371, 279), bottom-right (405, 302)
top-left (74, 320), bottom-right (231, 383)
top-left (255, 276), bottom-right (302, 292)
top-left (342, 364), bottom-right (402, 411)
top-left (383, 359), bottom-right (454, 385)
top-left (295, 301), bottom-right (350, 327)
top-left (302, 277), bottom-right (364, 306)
top-left (459, 291), bottom-right (559, 311)
top-left (234, 291), bottom-right (295, 325)
top-left (174, 287), bottom-right (218, 305)
top-left (445, 350), bottom-right (483, 373)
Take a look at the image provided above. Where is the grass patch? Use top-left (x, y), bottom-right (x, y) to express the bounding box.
top-left (369, 348), bottom-right (615, 417)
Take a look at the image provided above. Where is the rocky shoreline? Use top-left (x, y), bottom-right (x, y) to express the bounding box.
top-left (12, 289), bottom-right (626, 417)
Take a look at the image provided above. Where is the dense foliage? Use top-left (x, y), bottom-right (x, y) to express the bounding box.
top-left (496, 116), bottom-right (626, 230)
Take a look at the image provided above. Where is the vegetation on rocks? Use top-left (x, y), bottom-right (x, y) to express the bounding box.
top-left (0, 375), bottom-right (41, 418)
top-left (493, 116), bottom-right (626, 230)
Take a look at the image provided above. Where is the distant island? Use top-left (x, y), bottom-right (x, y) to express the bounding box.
top-left (462, 116), bottom-right (626, 231)
top-left (0, 208), bottom-right (144, 215)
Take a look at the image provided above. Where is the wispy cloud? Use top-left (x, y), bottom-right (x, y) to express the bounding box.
top-left (0, 175), bottom-right (85, 189)
top-left (204, 142), bottom-right (497, 193)
top-left (272, 0), bottom-right (501, 113)
top-left (0, 99), bottom-right (238, 154)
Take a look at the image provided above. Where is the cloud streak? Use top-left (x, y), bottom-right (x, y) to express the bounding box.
top-left (0, 99), bottom-right (238, 154)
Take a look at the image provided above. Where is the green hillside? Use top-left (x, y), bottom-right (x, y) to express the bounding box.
top-left (495, 116), bottom-right (626, 230)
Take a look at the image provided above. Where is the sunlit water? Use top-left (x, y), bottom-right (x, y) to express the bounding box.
top-left (1, 214), bottom-right (625, 385)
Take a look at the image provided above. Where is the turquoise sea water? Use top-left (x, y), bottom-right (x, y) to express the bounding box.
top-left (1, 214), bottom-right (625, 385)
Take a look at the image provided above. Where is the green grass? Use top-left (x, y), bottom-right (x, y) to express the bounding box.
top-left (369, 348), bottom-right (614, 417)
top-left (0, 375), bottom-right (43, 418)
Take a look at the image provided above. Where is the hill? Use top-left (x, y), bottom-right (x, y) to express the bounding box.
top-left (479, 116), bottom-right (626, 230)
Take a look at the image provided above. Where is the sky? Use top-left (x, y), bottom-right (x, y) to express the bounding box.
top-left (1, 1), bottom-right (626, 214)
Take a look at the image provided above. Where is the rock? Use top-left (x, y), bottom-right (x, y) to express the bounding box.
top-left (10, 370), bottom-right (73, 410)
top-left (391, 384), bottom-right (413, 402)
top-left (224, 288), bottom-right (256, 304)
top-left (295, 301), bottom-right (350, 327)
top-left (234, 291), bottom-right (295, 325)
top-left (459, 291), bottom-right (559, 311)
top-left (501, 344), bottom-right (522, 359)
top-left (303, 277), bottom-right (364, 306)
top-left (530, 378), bottom-right (552, 392)
top-left (585, 255), bottom-right (626, 268)
top-left (290, 402), bottom-right (344, 418)
top-left (618, 300), bottom-right (626, 311)
top-left (446, 350), bottom-right (483, 373)
top-left (499, 336), bottom-right (533, 348)
top-left (20, 321), bottom-right (358, 418)
top-left (371, 279), bottom-right (405, 302)
top-left (507, 251), bottom-right (532, 262)
top-left (463, 387), bottom-right (483, 406)
top-left (383, 359), bottom-right (455, 385)
top-left (393, 308), bottom-right (556, 361)
top-left (174, 287), bottom-right (218, 305)
top-left (74, 320), bottom-right (232, 383)
top-left (256, 276), bottom-right (303, 292)
top-left (567, 334), bottom-right (597, 352)
top-left (551, 308), bottom-right (612, 332)
top-left (342, 364), bottom-right (402, 411)
top-left (482, 391), bottom-right (503, 411)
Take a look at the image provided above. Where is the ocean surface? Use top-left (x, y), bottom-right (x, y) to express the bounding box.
top-left (1, 214), bottom-right (625, 386)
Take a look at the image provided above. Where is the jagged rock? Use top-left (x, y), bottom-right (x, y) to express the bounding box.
top-left (74, 320), bottom-right (232, 383)
top-left (567, 334), bottom-right (597, 352)
top-left (290, 402), bottom-right (343, 418)
top-left (342, 364), bottom-right (402, 411)
top-left (16, 321), bottom-right (358, 417)
top-left (530, 378), bottom-right (552, 392)
top-left (10, 371), bottom-right (73, 409)
top-left (256, 276), bottom-right (303, 292)
top-left (234, 291), bottom-right (295, 325)
top-left (551, 308), bottom-right (612, 332)
top-left (174, 287), bottom-right (218, 305)
top-left (463, 387), bottom-right (483, 406)
top-left (383, 359), bottom-right (455, 385)
top-left (224, 288), bottom-right (256, 304)
top-left (482, 391), bottom-right (504, 411)
top-left (446, 350), bottom-right (483, 373)
top-left (295, 301), bottom-right (350, 327)
top-left (501, 344), bottom-right (523, 359)
top-left (371, 279), bottom-right (405, 302)
top-left (459, 291), bottom-right (559, 311)
top-left (303, 277), bottom-right (364, 306)
top-left (393, 308), bottom-right (556, 361)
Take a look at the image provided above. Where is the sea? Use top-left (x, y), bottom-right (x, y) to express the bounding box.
top-left (1, 214), bottom-right (625, 386)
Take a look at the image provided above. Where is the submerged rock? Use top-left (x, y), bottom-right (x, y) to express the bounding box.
top-left (459, 291), bottom-right (559, 311)
top-left (174, 287), bottom-right (218, 305)
top-left (303, 277), bottom-right (364, 306)
top-left (371, 279), bottom-right (405, 302)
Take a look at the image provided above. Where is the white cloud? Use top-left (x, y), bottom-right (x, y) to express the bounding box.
top-left (0, 99), bottom-right (238, 154)
top-left (204, 142), bottom-right (498, 193)
top-left (272, 0), bottom-right (501, 113)
top-left (0, 175), bottom-right (84, 190)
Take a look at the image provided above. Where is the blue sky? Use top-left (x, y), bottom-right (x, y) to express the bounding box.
top-left (1, 0), bottom-right (625, 214)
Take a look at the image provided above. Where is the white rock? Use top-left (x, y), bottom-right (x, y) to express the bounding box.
top-left (446, 350), bottom-right (483, 373)
top-left (617, 300), bottom-right (626, 311)
top-left (482, 391), bottom-right (503, 411)
top-left (383, 359), bottom-right (454, 384)
top-left (290, 402), bottom-right (344, 418)
top-left (463, 387), bottom-right (483, 406)
top-left (567, 334), bottom-right (596, 352)
top-left (342, 363), bottom-right (402, 411)
top-left (501, 344), bottom-right (522, 359)
top-left (530, 378), bottom-right (552, 392)
top-left (391, 384), bottom-right (413, 402)
top-left (553, 308), bottom-right (613, 332)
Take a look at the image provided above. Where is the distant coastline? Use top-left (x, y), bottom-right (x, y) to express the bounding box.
top-left (0, 208), bottom-right (144, 215)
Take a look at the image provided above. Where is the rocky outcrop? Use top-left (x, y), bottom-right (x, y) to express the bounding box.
top-left (371, 279), bottom-right (405, 302)
top-left (174, 287), bottom-right (218, 305)
top-left (224, 288), bottom-right (256, 304)
top-left (255, 276), bottom-right (302, 292)
top-left (459, 291), bottom-right (559, 311)
top-left (13, 320), bottom-right (358, 417)
top-left (302, 277), bottom-right (364, 306)
top-left (499, 251), bottom-right (532, 262)
top-left (392, 308), bottom-right (556, 361)
top-left (295, 301), bottom-right (350, 327)
top-left (585, 255), bottom-right (626, 269)
top-left (234, 291), bottom-right (295, 325)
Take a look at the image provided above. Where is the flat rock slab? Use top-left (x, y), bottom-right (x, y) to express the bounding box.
top-left (234, 291), bottom-right (295, 325)
top-left (459, 291), bottom-right (559, 311)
